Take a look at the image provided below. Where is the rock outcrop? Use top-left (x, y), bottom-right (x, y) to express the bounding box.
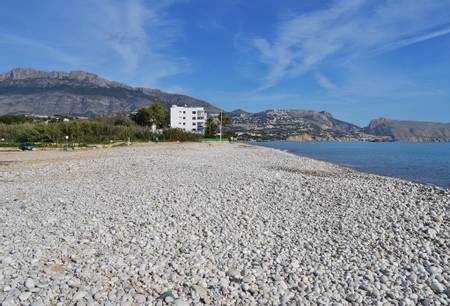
top-left (228, 109), bottom-right (363, 140)
top-left (366, 118), bottom-right (450, 142)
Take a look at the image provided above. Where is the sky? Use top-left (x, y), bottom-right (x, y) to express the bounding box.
top-left (1, 0), bottom-right (450, 126)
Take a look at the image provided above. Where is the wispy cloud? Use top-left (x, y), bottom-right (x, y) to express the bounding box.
top-left (0, 0), bottom-right (187, 87)
top-left (252, 0), bottom-right (450, 90)
top-left (314, 72), bottom-right (338, 90)
top-left (0, 32), bottom-right (83, 65)
top-left (371, 27), bottom-right (450, 55)
top-left (92, 0), bottom-right (187, 84)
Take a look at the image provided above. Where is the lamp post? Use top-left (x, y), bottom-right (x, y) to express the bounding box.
top-left (219, 111), bottom-right (222, 142)
top-left (64, 135), bottom-right (69, 151)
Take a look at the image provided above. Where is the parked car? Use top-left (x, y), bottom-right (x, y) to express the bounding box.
top-left (19, 142), bottom-right (33, 151)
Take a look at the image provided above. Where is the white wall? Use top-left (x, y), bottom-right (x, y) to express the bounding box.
top-left (170, 105), bottom-right (207, 133)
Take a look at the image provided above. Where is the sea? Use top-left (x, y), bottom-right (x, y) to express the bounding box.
top-left (252, 141), bottom-right (450, 188)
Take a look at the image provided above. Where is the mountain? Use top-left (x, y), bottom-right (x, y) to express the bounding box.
top-left (366, 118), bottom-right (450, 142)
top-left (227, 109), bottom-right (385, 141)
top-left (0, 68), bottom-right (220, 117)
top-left (228, 110), bottom-right (450, 142)
top-left (228, 109), bottom-right (250, 117)
top-left (1, 68), bottom-right (448, 142)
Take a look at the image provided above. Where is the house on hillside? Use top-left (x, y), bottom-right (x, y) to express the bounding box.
top-left (170, 105), bottom-right (207, 134)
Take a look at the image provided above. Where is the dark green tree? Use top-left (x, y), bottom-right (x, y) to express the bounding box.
top-left (205, 118), bottom-right (218, 137)
top-left (217, 111), bottom-right (230, 127)
top-left (0, 114), bottom-right (30, 124)
top-left (131, 108), bottom-right (151, 126)
top-left (131, 101), bottom-right (169, 128)
top-left (147, 102), bottom-right (170, 128)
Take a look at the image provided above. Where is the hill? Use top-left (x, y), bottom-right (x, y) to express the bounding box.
top-left (0, 68), bottom-right (220, 117)
top-left (227, 109), bottom-right (383, 141)
top-left (366, 118), bottom-right (450, 142)
top-left (228, 110), bottom-right (450, 142)
top-left (1, 68), bottom-right (448, 142)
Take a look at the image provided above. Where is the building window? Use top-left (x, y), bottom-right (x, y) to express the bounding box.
top-left (183, 117), bottom-right (186, 119)
top-left (183, 123), bottom-right (186, 125)
top-left (183, 111), bottom-right (186, 114)
top-left (193, 122), bottom-right (196, 125)
top-left (192, 117), bottom-right (196, 120)
top-left (192, 111), bottom-right (196, 114)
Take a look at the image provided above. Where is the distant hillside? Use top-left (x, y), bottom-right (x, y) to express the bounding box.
top-left (366, 118), bottom-right (450, 142)
top-left (228, 110), bottom-right (450, 142)
top-left (1, 68), bottom-right (448, 142)
top-left (227, 109), bottom-right (379, 141)
top-left (0, 68), bottom-right (220, 117)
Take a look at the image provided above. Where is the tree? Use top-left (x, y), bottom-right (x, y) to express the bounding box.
top-left (131, 108), bottom-right (150, 126)
top-left (0, 114), bottom-right (30, 124)
top-left (205, 118), bottom-right (218, 137)
top-left (99, 112), bottom-right (133, 126)
top-left (131, 101), bottom-right (169, 128)
top-left (147, 102), bottom-right (170, 128)
top-left (218, 111), bottom-right (230, 127)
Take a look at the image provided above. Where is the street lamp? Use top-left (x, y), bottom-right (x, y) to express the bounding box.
top-left (219, 111), bottom-right (222, 142)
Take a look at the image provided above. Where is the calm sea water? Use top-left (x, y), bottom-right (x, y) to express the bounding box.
top-left (253, 141), bottom-right (450, 188)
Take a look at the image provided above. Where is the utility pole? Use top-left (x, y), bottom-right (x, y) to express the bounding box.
top-left (219, 111), bottom-right (222, 142)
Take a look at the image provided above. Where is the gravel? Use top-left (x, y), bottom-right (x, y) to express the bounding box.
top-left (0, 143), bottom-right (449, 305)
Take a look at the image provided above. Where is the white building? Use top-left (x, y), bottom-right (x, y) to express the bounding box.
top-left (170, 105), bottom-right (207, 134)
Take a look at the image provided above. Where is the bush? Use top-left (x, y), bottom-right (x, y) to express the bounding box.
top-left (0, 120), bottom-right (149, 145)
top-left (0, 114), bottom-right (31, 124)
top-left (161, 128), bottom-right (201, 142)
top-left (0, 119), bottom-right (203, 145)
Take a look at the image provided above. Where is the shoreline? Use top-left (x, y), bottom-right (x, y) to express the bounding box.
top-left (248, 143), bottom-right (449, 192)
top-left (265, 145), bottom-right (449, 190)
top-left (1, 143), bottom-right (449, 305)
top-left (249, 141), bottom-right (450, 189)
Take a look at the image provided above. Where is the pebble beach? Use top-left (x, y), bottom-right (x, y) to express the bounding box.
top-left (0, 143), bottom-right (449, 305)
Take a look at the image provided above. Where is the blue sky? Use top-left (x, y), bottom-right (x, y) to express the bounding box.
top-left (1, 0), bottom-right (450, 126)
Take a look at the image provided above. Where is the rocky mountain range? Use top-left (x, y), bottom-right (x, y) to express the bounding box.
top-left (365, 118), bottom-right (450, 142)
top-left (0, 68), bottom-right (448, 142)
top-left (228, 109), bottom-right (389, 141)
top-left (0, 68), bottom-right (220, 117)
top-left (228, 110), bottom-right (450, 142)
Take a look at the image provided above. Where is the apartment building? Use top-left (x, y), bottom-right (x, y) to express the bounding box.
top-left (170, 105), bottom-right (207, 134)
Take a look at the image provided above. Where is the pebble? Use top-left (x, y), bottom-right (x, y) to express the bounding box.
top-left (429, 279), bottom-right (446, 293)
top-left (18, 291), bottom-right (32, 301)
top-left (1, 297), bottom-right (17, 306)
top-left (0, 144), bottom-right (448, 305)
top-left (174, 298), bottom-right (189, 306)
top-left (25, 278), bottom-right (35, 289)
top-left (134, 294), bottom-right (146, 304)
top-left (67, 278), bottom-right (81, 288)
top-left (73, 291), bottom-right (88, 301)
top-left (30, 300), bottom-right (45, 306)
top-left (346, 293), bottom-right (362, 303)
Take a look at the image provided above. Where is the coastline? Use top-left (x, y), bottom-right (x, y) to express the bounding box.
top-left (1, 143), bottom-right (449, 305)
top-left (249, 140), bottom-right (450, 189)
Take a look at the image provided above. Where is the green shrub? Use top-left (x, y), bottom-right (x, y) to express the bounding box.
top-left (161, 128), bottom-right (201, 142)
top-left (0, 120), bottom-right (149, 144)
top-left (0, 114), bottom-right (31, 124)
top-left (0, 119), bottom-right (205, 145)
